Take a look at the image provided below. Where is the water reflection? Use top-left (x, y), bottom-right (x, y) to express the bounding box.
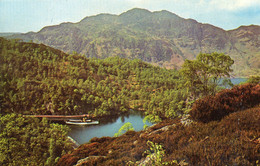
top-left (68, 110), bottom-right (151, 145)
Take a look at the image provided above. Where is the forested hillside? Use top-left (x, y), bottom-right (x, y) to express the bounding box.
top-left (10, 8), bottom-right (260, 76)
top-left (0, 37), bottom-right (189, 121)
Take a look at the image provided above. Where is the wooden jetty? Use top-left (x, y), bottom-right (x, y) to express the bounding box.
top-left (23, 114), bottom-right (90, 121)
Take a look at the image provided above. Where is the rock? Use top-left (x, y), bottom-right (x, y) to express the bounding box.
top-left (133, 140), bottom-right (138, 145)
top-left (108, 150), bottom-right (113, 154)
top-left (138, 153), bottom-right (155, 166)
top-left (180, 114), bottom-right (193, 126)
top-left (67, 136), bottom-right (80, 149)
top-left (148, 124), bottom-right (176, 136)
top-left (75, 156), bottom-right (106, 166)
top-left (139, 133), bottom-right (148, 139)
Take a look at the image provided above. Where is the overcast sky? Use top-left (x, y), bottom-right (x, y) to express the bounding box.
top-left (1, 0), bottom-right (260, 33)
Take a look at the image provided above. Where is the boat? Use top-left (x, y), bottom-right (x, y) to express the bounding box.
top-left (65, 119), bottom-right (99, 125)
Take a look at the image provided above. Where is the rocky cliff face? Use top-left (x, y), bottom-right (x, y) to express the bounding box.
top-left (11, 8), bottom-right (260, 76)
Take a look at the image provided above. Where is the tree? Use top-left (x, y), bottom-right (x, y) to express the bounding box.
top-left (0, 114), bottom-right (73, 166)
top-left (143, 141), bottom-right (183, 166)
top-left (181, 52), bottom-right (234, 98)
top-left (246, 75), bottom-right (260, 84)
top-left (114, 122), bottom-right (134, 137)
top-left (144, 141), bottom-right (165, 165)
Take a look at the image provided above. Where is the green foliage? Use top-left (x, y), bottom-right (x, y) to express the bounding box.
top-left (114, 122), bottom-right (134, 137)
top-left (143, 114), bottom-right (161, 125)
top-left (246, 75), bottom-right (260, 84)
top-left (0, 114), bottom-right (72, 166)
top-left (0, 37), bottom-right (187, 120)
top-left (181, 52), bottom-right (234, 98)
top-left (144, 141), bottom-right (166, 165)
top-left (142, 115), bottom-right (153, 129)
top-left (143, 141), bottom-right (187, 166)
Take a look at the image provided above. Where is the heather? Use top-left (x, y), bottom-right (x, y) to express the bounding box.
top-left (58, 105), bottom-right (260, 165)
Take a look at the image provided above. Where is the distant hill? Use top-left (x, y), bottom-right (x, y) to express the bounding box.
top-left (0, 32), bottom-right (22, 37)
top-left (10, 8), bottom-right (260, 77)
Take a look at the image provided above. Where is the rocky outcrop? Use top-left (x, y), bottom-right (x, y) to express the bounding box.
top-left (10, 8), bottom-right (260, 77)
top-left (75, 156), bottom-right (106, 166)
top-left (67, 136), bottom-right (80, 149)
top-left (148, 124), bottom-right (176, 136)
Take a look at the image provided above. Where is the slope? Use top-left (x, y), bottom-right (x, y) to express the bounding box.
top-left (0, 37), bottom-right (187, 120)
top-left (57, 83), bottom-right (260, 165)
top-left (57, 106), bottom-right (260, 166)
top-left (10, 8), bottom-right (260, 77)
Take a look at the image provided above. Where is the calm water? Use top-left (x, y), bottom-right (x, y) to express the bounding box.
top-left (219, 78), bottom-right (247, 88)
top-left (230, 78), bottom-right (247, 85)
top-left (68, 111), bottom-right (152, 144)
top-left (68, 78), bottom-right (247, 145)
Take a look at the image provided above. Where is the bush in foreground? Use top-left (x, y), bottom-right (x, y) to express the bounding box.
top-left (190, 83), bottom-right (260, 123)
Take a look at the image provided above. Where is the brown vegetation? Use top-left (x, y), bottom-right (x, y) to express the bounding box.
top-left (58, 105), bottom-right (260, 165)
top-left (190, 83), bottom-right (260, 123)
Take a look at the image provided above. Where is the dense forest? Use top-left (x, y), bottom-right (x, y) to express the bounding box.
top-left (1, 37), bottom-right (259, 165)
top-left (0, 37), bottom-right (190, 121)
top-left (0, 114), bottom-right (73, 165)
top-left (0, 37), bottom-right (237, 120)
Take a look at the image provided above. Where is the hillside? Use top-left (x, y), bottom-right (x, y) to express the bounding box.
top-left (57, 83), bottom-right (260, 165)
top-left (56, 83), bottom-right (260, 165)
top-left (10, 8), bottom-right (260, 77)
top-left (0, 32), bottom-right (22, 37)
top-left (0, 37), bottom-right (188, 121)
top-left (57, 105), bottom-right (260, 165)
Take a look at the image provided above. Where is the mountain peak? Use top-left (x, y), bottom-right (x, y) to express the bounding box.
top-left (153, 10), bottom-right (181, 19)
top-left (119, 8), bottom-right (152, 20)
top-left (231, 24), bottom-right (260, 32)
top-left (119, 8), bottom-right (183, 24)
top-left (120, 8), bottom-right (152, 16)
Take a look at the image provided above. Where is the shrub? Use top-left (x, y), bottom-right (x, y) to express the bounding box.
top-left (246, 75), bottom-right (260, 84)
top-left (90, 136), bottom-right (113, 143)
top-left (114, 122), bottom-right (134, 137)
top-left (190, 83), bottom-right (260, 123)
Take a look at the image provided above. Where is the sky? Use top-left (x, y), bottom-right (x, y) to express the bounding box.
top-left (0, 0), bottom-right (260, 33)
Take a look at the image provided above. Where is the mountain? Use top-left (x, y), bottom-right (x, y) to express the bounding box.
top-left (10, 8), bottom-right (260, 77)
top-left (0, 32), bottom-right (22, 37)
